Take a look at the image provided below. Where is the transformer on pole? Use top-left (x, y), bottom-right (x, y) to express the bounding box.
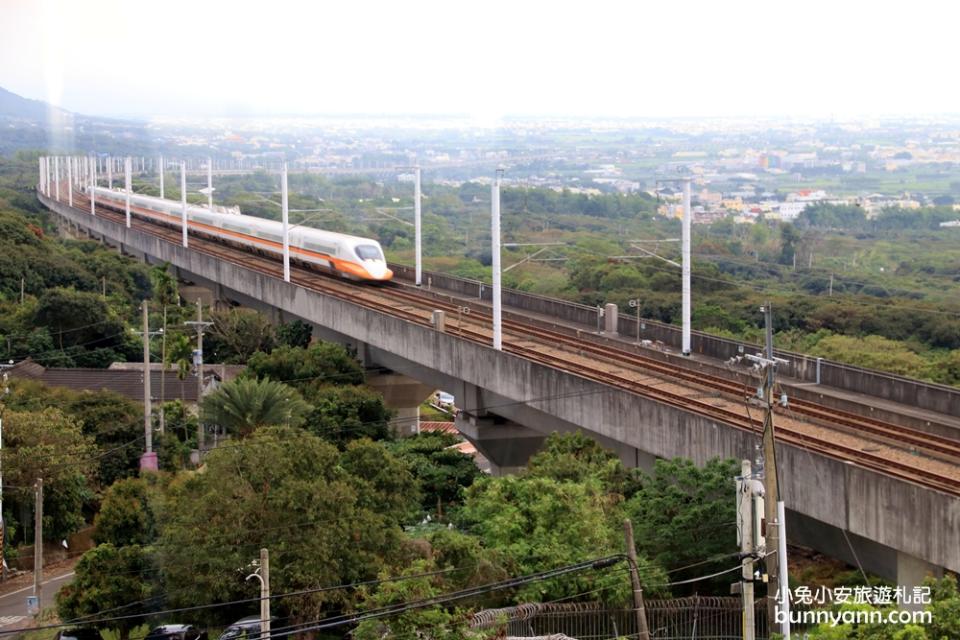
top-left (491, 168), bottom-right (503, 351)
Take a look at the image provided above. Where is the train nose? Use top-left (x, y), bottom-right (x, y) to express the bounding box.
top-left (365, 261), bottom-right (391, 280)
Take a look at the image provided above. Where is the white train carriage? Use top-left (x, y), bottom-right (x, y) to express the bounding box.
top-left (89, 186), bottom-right (393, 281)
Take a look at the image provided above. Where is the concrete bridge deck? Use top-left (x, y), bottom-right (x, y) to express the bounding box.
top-left (38, 189), bottom-right (960, 589)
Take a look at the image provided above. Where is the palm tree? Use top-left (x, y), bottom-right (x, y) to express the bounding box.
top-left (200, 377), bottom-right (311, 437)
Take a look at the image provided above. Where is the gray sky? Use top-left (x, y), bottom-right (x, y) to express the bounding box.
top-left (1, 0), bottom-right (958, 120)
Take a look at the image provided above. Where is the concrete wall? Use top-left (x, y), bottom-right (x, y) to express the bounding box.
top-left (390, 264), bottom-right (960, 417)
top-left (43, 194), bottom-right (960, 578)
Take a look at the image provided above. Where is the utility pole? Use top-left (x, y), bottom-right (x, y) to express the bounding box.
top-left (135, 303), bottom-right (161, 472)
top-left (107, 155), bottom-right (112, 190)
top-left (90, 157), bottom-right (96, 216)
top-left (737, 460), bottom-right (764, 640)
top-left (185, 299), bottom-right (213, 452)
top-left (281, 163), bottom-right (290, 282)
top-left (32, 477), bottom-right (43, 615)
top-left (0, 372), bottom-right (8, 581)
top-left (414, 165), bottom-right (422, 286)
top-left (763, 302), bottom-right (780, 629)
top-left (777, 500), bottom-right (791, 639)
top-left (67, 158), bottom-right (73, 208)
top-left (828, 273), bottom-right (833, 297)
top-left (159, 155), bottom-right (164, 199)
top-left (491, 168), bottom-right (503, 351)
top-left (744, 303), bottom-right (784, 633)
top-left (54, 157), bottom-right (60, 202)
top-left (681, 177), bottom-right (692, 356)
top-left (623, 519), bottom-right (650, 640)
top-left (260, 548), bottom-right (270, 640)
top-left (125, 156), bottom-right (132, 228)
top-left (180, 162), bottom-right (188, 247)
top-left (207, 156), bottom-right (213, 210)
top-left (246, 549), bottom-right (271, 640)
top-left (761, 303), bottom-right (781, 633)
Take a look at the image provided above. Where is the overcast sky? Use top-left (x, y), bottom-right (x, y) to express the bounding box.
top-left (1, 0), bottom-right (958, 121)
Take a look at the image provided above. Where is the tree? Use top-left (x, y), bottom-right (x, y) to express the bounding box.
top-left (526, 431), bottom-right (632, 494)
top-left (6, 380), bottom-right (142, 487)
top-left (804, 575), bottom-right (960, 639)
top-left (460, 474), bottom-right (664, 603)
top-left (56, 544), bottom-right (155, 640)
top-left (778, 223), bottom-right (800, 266)
top-left (353, 559), bottom-right (492, 640)
top-left (157, 427), bottom-right (418, 627)
top-left (245, 342), bottom-right (365, 389)
top-left (387, 432), bottom-right (482, 516)
top-left (303, 385), bottom-right (392, 447)
top-left (200, 377), bottom-right (311, 436)
top-left (2, 408), bottom-right (95, 542)
top-left (204, 307), bottom-right (276, 363)
top-left (31, 287), bottom-right (133, 367)
top-left (94, 477), bottom-right (157, 547)
top-left (624, 457), bottom-right (739, 593)
top-left (276, 319), bottom-right (313, 348)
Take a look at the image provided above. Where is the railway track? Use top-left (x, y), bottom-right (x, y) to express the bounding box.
top-left (376, 281), bottom-right (960, 462)
top-left (62, 188), bottom-right (960, 495)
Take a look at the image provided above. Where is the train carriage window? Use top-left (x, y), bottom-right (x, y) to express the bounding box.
top-left (223, 223), bottom-right (253, 235)
top-left (258, 232), bottom-right (282, 242)
top-left (304, 242), bottom-right (337, 256)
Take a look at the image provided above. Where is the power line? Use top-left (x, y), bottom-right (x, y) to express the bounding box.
top-left (0, 562), bottom-right (482, 636)
top-left (264, 555), bottom-right (627, 639)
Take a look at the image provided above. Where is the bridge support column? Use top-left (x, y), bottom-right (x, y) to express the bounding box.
top-left (897, 551), bottom-right (943, 611)
top-left (180, 285), bottom-right (219, 309)
top-left (455, 412), bottom-right (546, 476)
top-left (367, 372), bottom-right (436, 437)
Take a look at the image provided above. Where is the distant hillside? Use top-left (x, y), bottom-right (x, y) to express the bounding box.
top-left (0, 86), bottom-right (70, 120)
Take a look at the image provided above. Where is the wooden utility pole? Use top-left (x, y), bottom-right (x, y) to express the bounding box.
top-left (623, 519), bottom-right (650, 640)
top-left (33, 478), bottom-right (43, 614)
top-left (761, 303), bottom-right (781, 632)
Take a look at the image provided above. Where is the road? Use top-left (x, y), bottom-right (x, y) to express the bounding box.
top-left (0, 571), bottom-right (75, 629)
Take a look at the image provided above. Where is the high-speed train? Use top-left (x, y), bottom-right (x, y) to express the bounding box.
top-left (87, 186), bottom-right (393, 282)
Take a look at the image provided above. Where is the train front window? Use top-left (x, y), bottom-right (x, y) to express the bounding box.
top-left (355, 244), bottom-right (383, 261)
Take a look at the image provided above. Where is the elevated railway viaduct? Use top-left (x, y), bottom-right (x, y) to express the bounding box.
top-left (38, 187), bottom-right (960, 591)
